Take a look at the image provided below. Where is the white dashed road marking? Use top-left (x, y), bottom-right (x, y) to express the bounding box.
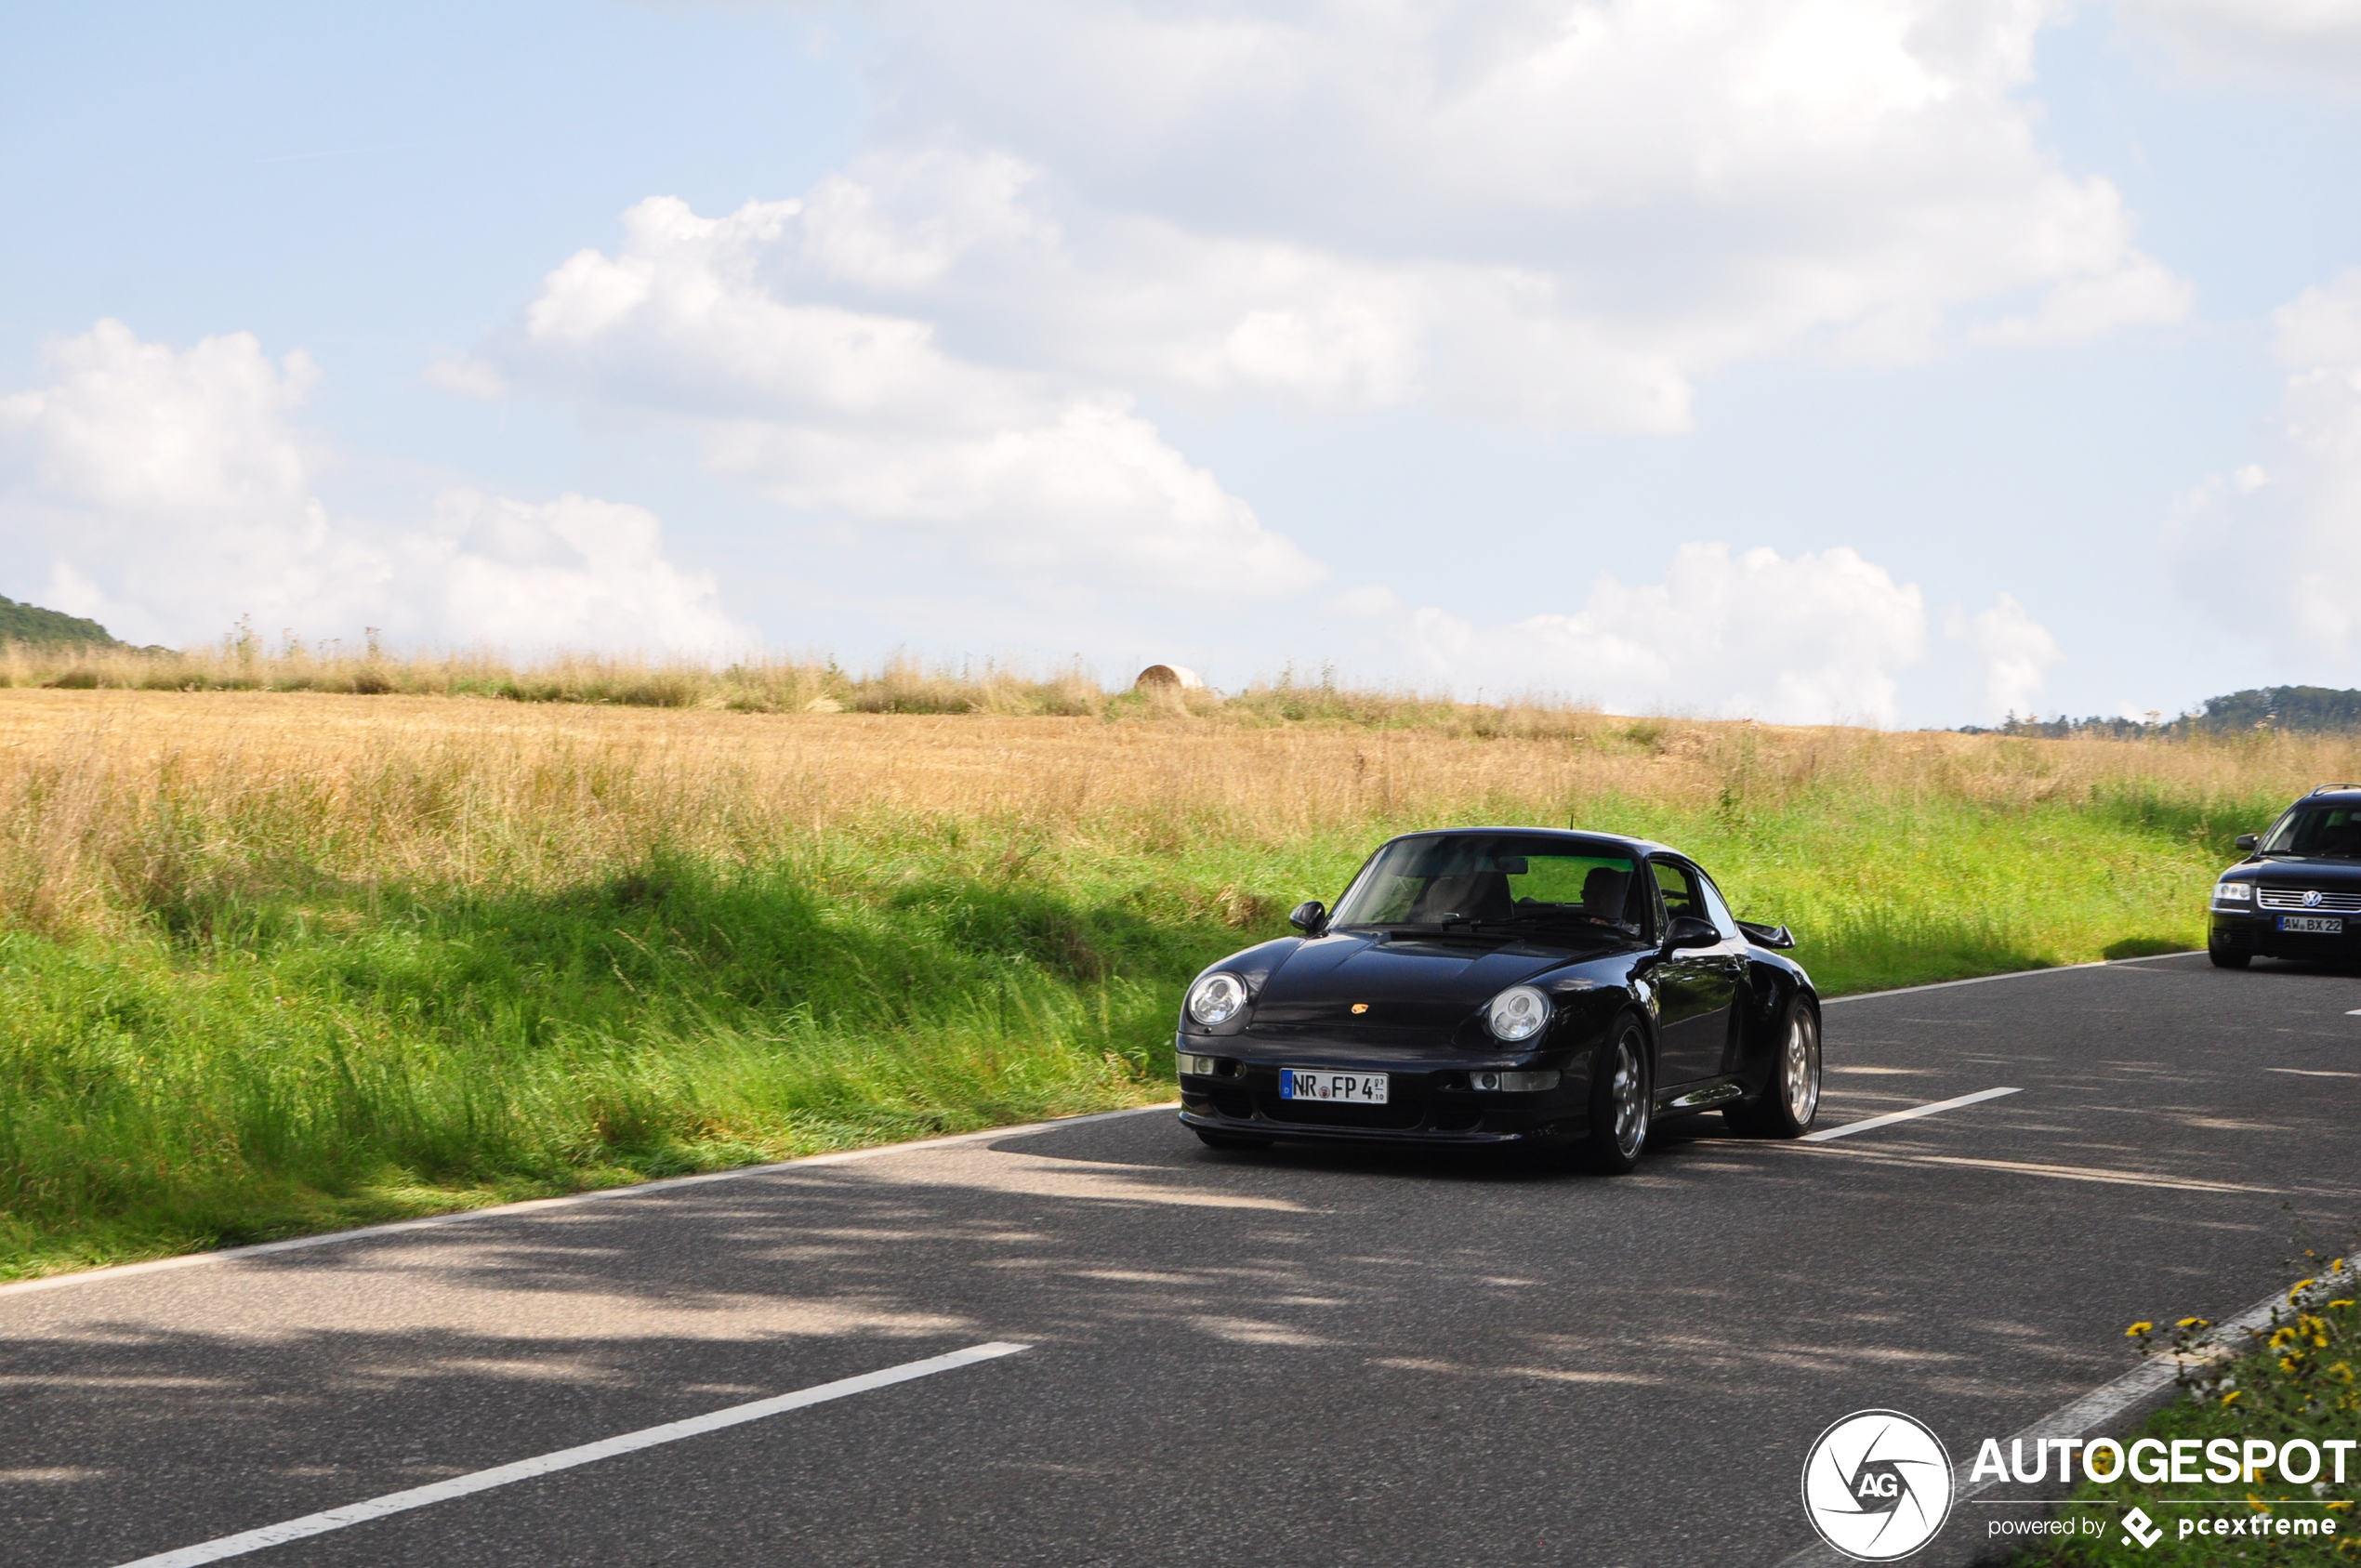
top-left (1799, 1087), bottom-right (2021, 1142)
top-left (106, 1343), bottom-right (1031, 1568)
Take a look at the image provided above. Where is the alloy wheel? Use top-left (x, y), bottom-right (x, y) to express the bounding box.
top-left (1783, 1011), bottom-right (1820, 1127)
top-left (1612, 1035), bottom-right (1649, 1157)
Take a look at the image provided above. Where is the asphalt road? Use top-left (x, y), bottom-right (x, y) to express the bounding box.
top-left (7, 952), bottom-right (2360, 1568)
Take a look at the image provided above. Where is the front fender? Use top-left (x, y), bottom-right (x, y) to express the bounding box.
top-left (1732, 954), bottom-right (1815, 1087)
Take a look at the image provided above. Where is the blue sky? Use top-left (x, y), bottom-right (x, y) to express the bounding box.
top-left (5, 1), bottom-right (2360, 727)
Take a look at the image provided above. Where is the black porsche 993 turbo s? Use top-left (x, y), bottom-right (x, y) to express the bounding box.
top-left (1175, 827), bottom-right (1822, 1172)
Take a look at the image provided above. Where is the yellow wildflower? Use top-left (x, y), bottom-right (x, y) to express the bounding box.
top-left (2126, 1321), bottom-right (2155, 1337)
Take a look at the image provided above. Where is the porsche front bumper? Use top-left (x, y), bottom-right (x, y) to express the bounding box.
top-left (1176, 1049), bottom-right (1588, 1146)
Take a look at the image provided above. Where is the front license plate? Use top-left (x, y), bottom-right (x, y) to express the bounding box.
top-left (1279, 1069), bottom-right (1389, 1104)
top-left (2278, 914), bottom-right (2345, 934)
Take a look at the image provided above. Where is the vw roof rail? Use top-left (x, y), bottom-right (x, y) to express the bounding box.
top-left (2308, 783), bottom-right (2361, 795)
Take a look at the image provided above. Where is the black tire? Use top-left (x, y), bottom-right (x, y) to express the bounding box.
top-left (2209, 945), bottom-right (2251, 969)
top-left (1193, 1128), bottom-right (1273, 1151)
top-left (1725, 998), bottom-right (1821, 1139)
top-left (1582, 1015), bottom-right (1653, 1174)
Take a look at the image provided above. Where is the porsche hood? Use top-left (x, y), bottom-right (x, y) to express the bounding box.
top-left (1246, 932), bottom-right (1582, 1031)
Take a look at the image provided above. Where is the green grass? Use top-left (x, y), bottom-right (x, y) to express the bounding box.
top-left (0, 772), bottom-right (2275, 1280)
top-left (2011, 1273), bottom-right (2360, 1564)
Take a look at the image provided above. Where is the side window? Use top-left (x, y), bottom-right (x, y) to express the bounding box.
top-left (1696, 874), bottom-right (1741, 941)
top-left (1652, 860), bottom-right (1702, 923)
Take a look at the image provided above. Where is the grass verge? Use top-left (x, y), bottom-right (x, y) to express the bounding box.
top-left (2010, 1268), bottom-right (2361, 1564)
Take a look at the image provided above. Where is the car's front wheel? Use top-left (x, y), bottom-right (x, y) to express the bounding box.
top-left (1727, 999), bottom-right (1821, 1139)
top-left (1582, 1016), bottom-right (1653, 1174)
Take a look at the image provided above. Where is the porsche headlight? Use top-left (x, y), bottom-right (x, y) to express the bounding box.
top-left (1186, 971), bottom-right (1249, 1026)
top-left (2212, 881), bottom-right (2252, 904)
top-left (1486, 985), bottom-right (1550, 1042)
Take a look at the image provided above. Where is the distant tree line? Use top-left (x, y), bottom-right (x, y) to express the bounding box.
top-left (1962, 686), bottom-right (2361, 739)
top-left (0, 596), bottom-right (118, 648)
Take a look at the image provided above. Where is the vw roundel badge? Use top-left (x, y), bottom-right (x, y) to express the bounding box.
top-left (1800, 1409), bottom-right (1954, 1561)
top-left (2305, 889), bottom-right (2324, 908)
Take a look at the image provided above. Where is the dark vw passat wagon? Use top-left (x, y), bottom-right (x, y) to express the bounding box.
top-left (1174, 827), bottom-right (1821, 1173)
top-left (2209, 784), bottom-right (2361, 968)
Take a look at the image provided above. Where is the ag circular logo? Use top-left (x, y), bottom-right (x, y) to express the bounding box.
top-left (1800, 1409), bottom-right (1955, 1561)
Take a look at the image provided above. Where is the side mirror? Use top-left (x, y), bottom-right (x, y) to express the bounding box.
top-left (2235, 834), bottom-right (2260, 852)
top-left (1288, 901), bottom-right (1327, 934)
top-left (1666, 915), bottom-right (1718, 949)
top-left (1738, 920), bottom-right (1797, 950)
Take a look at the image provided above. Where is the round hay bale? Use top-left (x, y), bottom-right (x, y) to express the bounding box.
top-left (1133, 664), bottom-right (1206, 692)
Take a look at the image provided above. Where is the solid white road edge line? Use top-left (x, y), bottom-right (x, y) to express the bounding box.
top-left (105, 1342), bottom-right (1032, 1568)
top-left (1819, 951), bottom-right (2190, 1007)
top-left (0, 1103), bottom-right (1181, 1300)
top-left (1799, 1087), bottom-right (2021, 1141)
top-left (1775, 1262), bottom-right (2358, 1568)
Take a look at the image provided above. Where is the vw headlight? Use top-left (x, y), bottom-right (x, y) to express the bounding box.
top-left (2212, 882), bottom-right (2253, 905)
top-left (1187, 971), bottom-right (1249, 1026)
top-left (1486, 984), bottom-right (1550, 1042)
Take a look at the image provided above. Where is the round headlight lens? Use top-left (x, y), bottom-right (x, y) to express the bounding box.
top-left (1486, 985), bottom-right (1550, 1042)
top-left (1187, 971), bottom-right (1249, 1026)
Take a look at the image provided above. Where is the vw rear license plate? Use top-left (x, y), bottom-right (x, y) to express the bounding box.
top-left (2278, 914), bottom-right (2344, 934)
top-left (1279, 1069), bottom-right (1389, 1104)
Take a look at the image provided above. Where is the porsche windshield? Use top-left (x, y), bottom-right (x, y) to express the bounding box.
top-left (1330, 835), bottom-right (1646, 934)
top-left (2262, 805), bottom-right (2361, 859)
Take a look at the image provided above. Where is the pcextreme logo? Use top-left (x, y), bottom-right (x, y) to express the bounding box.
top-left (1801, 1410), bottom-right (1956, 1561)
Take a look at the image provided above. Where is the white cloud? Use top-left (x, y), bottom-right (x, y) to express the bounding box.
top-left (508, 193), bottom-right (1327, 600)
top-left (470, 2), bottom-right (2191, 610)
top-left (831, 0), bottom-right (2187, 417)
top-left (0, 322), bottom-right (745, 652)
top-left (416, 490), bottom-right (743, 650)
top-left (0, 318), bottom-right (317, 514)
top-left (423, 354), bottom-right (508, 400)
top-left (1951, 590), bottom-right (2064, 718)
top-left (2167, 268), bottom-right (2361, 669)
top-left (1372, 543), bottom-right (1931, 724)
top-left (2117, 0), bottom-right (2361, 89)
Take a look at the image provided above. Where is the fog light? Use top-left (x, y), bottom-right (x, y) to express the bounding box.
top-left (1178, 1053), bottom-right (1220, 1076)
top-left (1468, 1070), bottom-right (1560, 1092)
